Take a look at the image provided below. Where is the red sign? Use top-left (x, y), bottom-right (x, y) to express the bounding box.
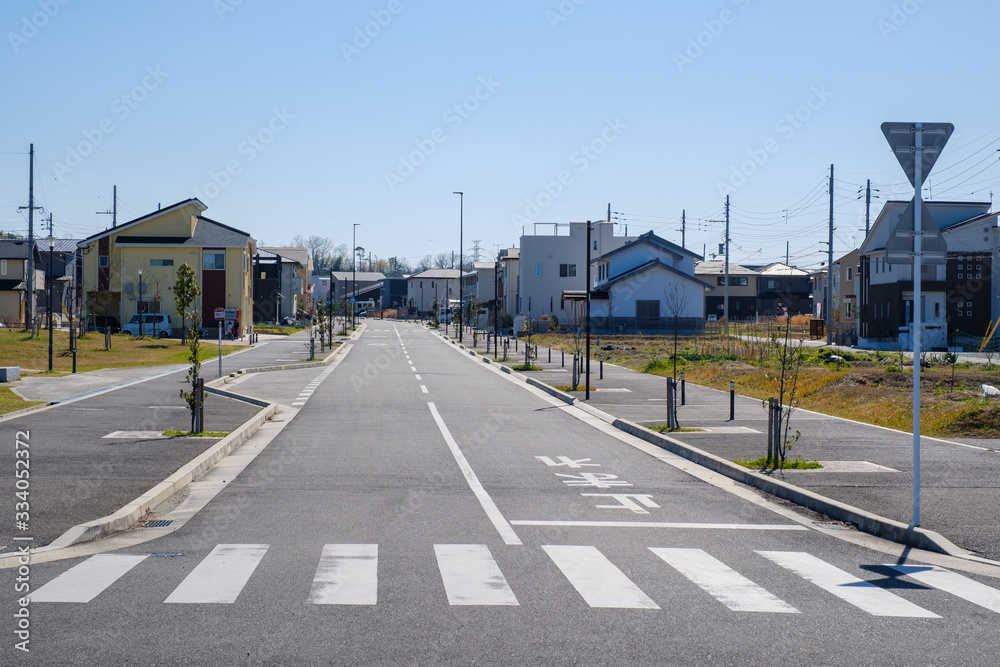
top-left (214, 307), bottom-right (226, 320)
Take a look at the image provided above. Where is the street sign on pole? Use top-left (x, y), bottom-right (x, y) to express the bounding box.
top-left (885, 199), bottom-right (947, 265)
top-left (881, 121), bottom-right (953, 529)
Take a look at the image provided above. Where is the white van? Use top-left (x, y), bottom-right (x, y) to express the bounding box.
top-left (122, 313), bottom-right (173, 338)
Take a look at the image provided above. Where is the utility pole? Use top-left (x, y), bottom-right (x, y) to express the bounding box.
top-left (827, 164), bottom-right (834, 345)
top-left (453, 191), bottom-right (464, 343)
top-left (724, 196), bottom-right (730, 336)
top-left (18, 144), bottom-right (42, 328)
top-left (47, 214), bottom-right (54, 370)
top-left (681, 209), bottom-right (686, 249)
top-left (97, 185), bottom-right (118, 229)
top-left (864, 179), bottom-right (872, 236)
top-left (585, 221), bottom-right (592, 401)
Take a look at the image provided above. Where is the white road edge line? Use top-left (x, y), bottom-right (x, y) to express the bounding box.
top-left (510, 520), bottom-right (807, 530)
top-left (427, 402), bottom-right (522, 546)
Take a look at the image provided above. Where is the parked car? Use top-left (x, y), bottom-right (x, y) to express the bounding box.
top-left (122, 313), bottom-right (173, 338)
top-left (87, 316), bottom-right (120, 334)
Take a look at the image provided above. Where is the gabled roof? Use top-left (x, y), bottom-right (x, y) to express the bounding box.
top-left (408, 269), bottom-right (465, 280)
top-left (599, 258), bottom-right (714, 291)
top-left (79, 198), bottom-right (208, 245)
top-left (749, 262), bottom-right (810, 276)
top-left (598, 230), bottom-right (702, 263)
top-left (331, 271), bottom-right (386, 282)
top-left (112, 216), bottom-right (250, 248)
top-left (0, 239), bottom-right (35, 260)
top-left (260, 246), bottom-right (309, 267)
top-left (861, 200), bottom-right (992, 255)
top-left (35, 238), bottom-right (80, 254)
top-left (694, 260), bottom-right (757, 276)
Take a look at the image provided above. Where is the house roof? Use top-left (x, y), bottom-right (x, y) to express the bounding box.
top-left (408, 269), bottom-right (466, 280)
top-left (35, 238), bottom-right (80, 254)
top-left (473, 261), bottom-right (495, 271)
top-left (861, 200), bottom-right (993, 255)
top-left (694, 260), bottom-right (758, 276)
top-left (500, 248), bottom-right (519, 260)
top-left (260, 246), bottom-right (310, 267)
top-left (79, 198), bottom-right (209, 244)
top-left (600, 258), bottom-right (715, 291)
top-left (330, 271), bottom-right (386, 282)
top-left (0, 239), bottom-right (34, 260)
top-left (748, 262), bottom-right (810, 276)
top-left (112, 216), bottom-right (250, 249)
top-left (598, 230), bottom-right (702, 262)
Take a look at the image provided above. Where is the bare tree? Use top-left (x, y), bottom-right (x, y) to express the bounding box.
top-left (663, 283), bottom-right (689, 380)
top-left (433, 253), bottom-right (452, 269)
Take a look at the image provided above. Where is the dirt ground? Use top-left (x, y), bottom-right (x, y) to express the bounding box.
top-left (533, 331), bottom-right (1000, 438)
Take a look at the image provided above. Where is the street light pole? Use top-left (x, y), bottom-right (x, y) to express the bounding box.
top-left (453, 191), bottom-right (463, 343)
top-left (47, 226), bottom-right (54, 371)
top-left (138, 267), bottom-right (144, 338)
top-left (353, 223), bottom-right (360, 329)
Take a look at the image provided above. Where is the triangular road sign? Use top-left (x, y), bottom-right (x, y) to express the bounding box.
top-left (881, 122), bottom-right (954, 188)
top-left (885, 198), bottom-right (947, 265)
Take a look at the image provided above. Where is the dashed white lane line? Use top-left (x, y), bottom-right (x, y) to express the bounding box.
top-left (415, 375), bottom-right (422, 380)
top-left (420, 385), bottom-right (429, 394)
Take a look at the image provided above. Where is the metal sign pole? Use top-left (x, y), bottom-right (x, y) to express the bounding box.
top-left (912, 124), bottom-right (923, 527)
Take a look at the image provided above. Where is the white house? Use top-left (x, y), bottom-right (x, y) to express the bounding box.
top-left (518, 221), bottom-right (635, 322)
top-left (406, 268), bottom-right (464, 315)
top-left (586, 231), bottom-right (711, 333)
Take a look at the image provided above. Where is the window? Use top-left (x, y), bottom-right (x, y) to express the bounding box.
top-left (99, 256), bottom-right (109, 268)
top-left (636, 300), bottom-right (660, 319)
top-left (0, 259), bottom-right (5, 275)
top-left (260, 271), bottom-right (266, 280)
top-left (767, 279), bottom-right (781, 290)
top-left (845, 302), bottom-right (852, 319)
top-left (150, 259), bottom-right (174, 267)
top-left (718, 276), bottom-right (748, 286)
top-left (847, 267), bottom-right (853, 281)
top-left (203, 251), bottom-right (225, 270)
top-left (419, 280), bottom-right (423, 288)
top-left (559, 263), bottom-right (577, 277)
top-left (536, 263), bottom-right (542, 278)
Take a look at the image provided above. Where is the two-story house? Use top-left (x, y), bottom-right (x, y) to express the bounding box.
top-left (78, 198), bottom-right (256, 336)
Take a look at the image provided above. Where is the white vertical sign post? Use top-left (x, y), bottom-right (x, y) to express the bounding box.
top-left (881, 121), bottom-right (952, 527)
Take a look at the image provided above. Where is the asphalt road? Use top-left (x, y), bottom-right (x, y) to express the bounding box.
top-left (4, 323), bottom-right (1000, 665)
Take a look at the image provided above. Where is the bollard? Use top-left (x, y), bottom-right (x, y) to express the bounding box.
top-left (729, 381), bottom-right (735, 421)
top-left (767, 397), bottom-right (775, 466)
top-left (666, 377), bottom-right (675, 430)
top-left (680, 371), bottom-right (686, 406)
top-left (310, 337), bottom-right (315, 360)
top-left (195, 377), bottom-right (205, 434)
top-left (515, 337), bottom-right (519, 352)
top-left (548, 347), bottom-right (551, 363)
top-left (599, 354), bottom-right (603, 380)
top-left (218, 324), bottom-right (223, 379)
top-left (561, 348), bottom-right (565, 367)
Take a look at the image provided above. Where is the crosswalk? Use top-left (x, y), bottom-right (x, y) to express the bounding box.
top-left (27, 543), bottom-right (1000, 619)
top-left (290, 365), bottom-right (337, 407)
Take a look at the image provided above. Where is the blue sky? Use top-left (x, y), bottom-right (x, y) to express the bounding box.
top-left (1, 0), bottom-right (997, 269)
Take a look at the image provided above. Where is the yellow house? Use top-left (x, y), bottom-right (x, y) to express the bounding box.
top-left (78, 198), bottom-right (256, 335)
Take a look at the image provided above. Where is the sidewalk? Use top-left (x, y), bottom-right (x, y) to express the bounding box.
top-left (456, 328), bottom-right (1000, 563)
top-left (0, 327), bottom-right (359, 553)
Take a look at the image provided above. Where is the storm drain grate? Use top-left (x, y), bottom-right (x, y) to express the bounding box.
top-left (143, 520), bottom-right (174, 528)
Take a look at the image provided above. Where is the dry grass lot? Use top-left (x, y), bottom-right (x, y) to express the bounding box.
top-left (0, 328), bottom-right (246, 375)
top-left (535, 325), bottom-right (1000, 439)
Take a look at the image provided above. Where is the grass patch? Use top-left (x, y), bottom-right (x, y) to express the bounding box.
top-left (512, 364), bottom-right (542, 371)
top-left (553, 385), bottom-right (596, 391)
top-left (647, 424), bottom-right (704, 433)
top-left (0, 385), bottom-right (45, 416)
top-left (734, 456), bottom-right (823, 470)
top-left (0, 329), bottom-right (246, 374)
top-left (253, 324), bottom-right (304, 335)
top-left (163, 429), bottom-right (229, 438)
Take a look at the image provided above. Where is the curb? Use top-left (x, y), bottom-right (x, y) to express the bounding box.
top-left (32, 401), bottom-right (280, 551)
top-left (612, 418), bottom-right (968, 558)
top-left (449, 334), bottom-right (970, 559)
top-left (208, 340), bottom-right (351, 388)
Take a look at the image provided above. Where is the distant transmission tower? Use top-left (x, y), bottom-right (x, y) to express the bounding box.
top-left (470, 240), bottom-right (483, 262)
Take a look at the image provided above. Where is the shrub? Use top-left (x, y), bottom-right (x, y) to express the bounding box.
top-left (886, 365), bottom-right (900, 373)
